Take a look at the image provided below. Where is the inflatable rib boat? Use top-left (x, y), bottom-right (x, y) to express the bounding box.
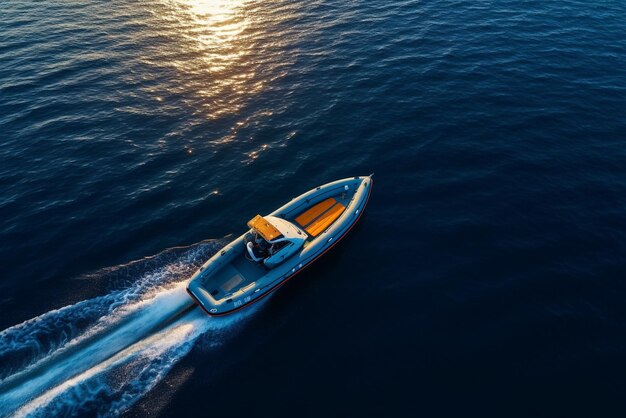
top-left (187, 175), bottom-right (373, 316)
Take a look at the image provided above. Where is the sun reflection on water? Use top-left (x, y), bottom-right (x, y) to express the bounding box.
top-left (142, 0), bottom-right (300, 157)
top-left (158, 0), bottom-right (260, 120)
top-left (178, 0), bottom-right (246, 57)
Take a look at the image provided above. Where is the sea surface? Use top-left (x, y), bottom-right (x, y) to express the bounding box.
top-left (1, 0), bottom-right (626, 416)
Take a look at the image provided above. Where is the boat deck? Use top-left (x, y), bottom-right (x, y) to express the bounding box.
top-left (209, 193), bottom-right (354, 299)
top-left (204, 252), bottom-right (266, 299)
top-left (232, 254), bottom-right (266, 282)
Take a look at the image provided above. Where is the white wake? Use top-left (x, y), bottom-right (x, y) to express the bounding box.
top-left (0, 240), bottom-right (258, 417)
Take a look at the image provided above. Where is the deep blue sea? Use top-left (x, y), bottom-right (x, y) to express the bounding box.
top-left (2, 0), bottom-right (626, 416)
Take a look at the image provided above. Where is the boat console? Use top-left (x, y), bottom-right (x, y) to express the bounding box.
top-left (245, 215), bottom-right (306, 268)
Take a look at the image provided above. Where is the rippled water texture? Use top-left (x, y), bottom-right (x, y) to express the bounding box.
top-left (2, 0), bottom-right (626, 416)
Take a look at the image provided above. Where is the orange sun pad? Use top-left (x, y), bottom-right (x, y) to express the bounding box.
top-left (295, 198), bottom-right (336, 227)
top-left (303, 201), bottom-right (346, 237)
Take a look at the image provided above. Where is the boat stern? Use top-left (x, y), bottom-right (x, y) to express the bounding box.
top-left (186, 280), bottom-right (221, 315)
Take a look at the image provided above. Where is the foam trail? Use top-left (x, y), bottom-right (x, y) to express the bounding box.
top-left (0, 240), bottom-right (219, 380)
top-left (10, 290), bottom-right (254, 418)
top-left (0, 239), bottom-right (258, 417)
top-left (0, 284), bottom-right (192, 408)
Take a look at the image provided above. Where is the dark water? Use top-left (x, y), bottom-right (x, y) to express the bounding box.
top-left (2, 0), bottom-right (626, 416)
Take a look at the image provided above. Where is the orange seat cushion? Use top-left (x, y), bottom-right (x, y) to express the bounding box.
top-left (295, 198), bottom-right (336, 228)
top-left (304, 202), bottom-right (346, 237)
